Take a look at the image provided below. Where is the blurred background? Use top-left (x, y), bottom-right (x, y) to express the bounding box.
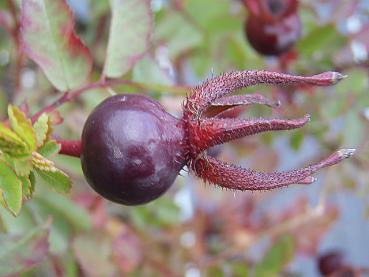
top-left (1, 0), bottom-right (369, 276)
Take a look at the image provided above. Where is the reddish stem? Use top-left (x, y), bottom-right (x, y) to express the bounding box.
top-left (6, 0), bottom-right (24, 94)
top-left (58, 140), bottom-right (81, 158)
top-left (7, 0), bottom-right (17, 20)
top-left (31, 79), bottom-right (189, 122)
top-left (31, 81), bottom-right (101, 122)
top-left (93, 15), bottom-right (108, 46)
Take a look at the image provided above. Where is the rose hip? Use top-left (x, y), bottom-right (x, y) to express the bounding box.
top-left (244, 0), bottom-right (301, 56)
top-left (80, 70), bottom-right (354, 205)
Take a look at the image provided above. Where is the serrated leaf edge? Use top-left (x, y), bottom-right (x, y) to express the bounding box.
top-left (7, 105), bottom-right (37, 152)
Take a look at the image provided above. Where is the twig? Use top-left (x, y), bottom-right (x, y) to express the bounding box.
top-left (57, 140), bottom-right (81, 158)
top-left (31, 79), bottom-right (190, 122)
top-left (7, 0), bottom-right (17, 19)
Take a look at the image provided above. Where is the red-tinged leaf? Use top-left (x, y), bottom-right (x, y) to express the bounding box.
top-left (21, 0), bottom-right (93, 91)
top-left (0, 222), bottom-right (50, 276)
top-left (103, 0), bottom-right (153, 78)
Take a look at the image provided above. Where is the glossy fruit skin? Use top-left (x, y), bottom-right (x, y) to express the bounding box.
top-left (245, 13), bottom-right (300, 56)
top-left (81, 94), bottom-right (186, 205)
top-left (318, 251), bottom-right (345, 276)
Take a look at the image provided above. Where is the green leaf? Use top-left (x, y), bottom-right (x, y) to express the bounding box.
top-left (103, 0), bottom-right (153, 78)
top-left (184, 0), bottom-right (229, 30)
top-left (0, 222), bottom-right (50, 276)
top-left (343, 111), bottom-right (364, 148)
top-left (0, 204), bottom-right (35, 234)
top-left (290, 130), bottom-right (304, 151)
top-left (0, 123), bottom-right (29, 157)
top-left (133, 55), bottom-right (174, 85)
top-left (8, 105), bottom-right (36, 152)
top-left (29, 171), bottom-right (36, 192)
top-left (35, 169), bottom-right (71, 193)
top-left (12, 156), bottom-right (33, 176)
top-left (0, 160), bottom-right (22, 216)
top-left (131, 197), bottom-right (180, 228)
top-left (206, 266), bottom-right (224, 277)
top-left (33, 113), bottom-right (51, 147)
top-left (53, 154), bottom-right (83, 176)
top-left (297, 24), bottom-right (342, 57)
top-left (32, 191), bottom-right (91, 255)
top-left (21, 0), bottom-right (93, 91)
top-left (0, 194), bottom-right (6, 213)
top-left (232, 262), bottom-right (249, 277)
top-left (254, 235), bottom-right (295, 277)
top-left (90, 0), bottom-right (110, 20)
top-left (37, 190), bottom-right (91, 231)
top-left (155, 12), bottom-right (203, 59)
top-left (32, 152), bottom-right (71, 193)
top-left (31, 198), bottom-right (72, 254)
top-left (20, 174), bottom-right (34, 199)
top-left (38, 140), bottom-right (61, 158)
